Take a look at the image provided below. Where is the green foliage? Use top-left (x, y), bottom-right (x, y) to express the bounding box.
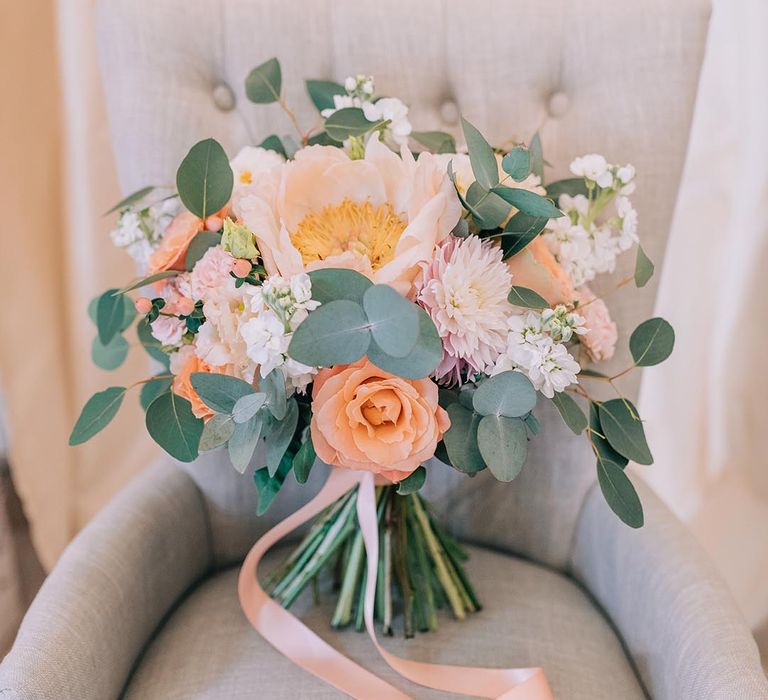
top-left (442, 403), bottom-right (486, 475)
top-left (104, 185), bottom-right (155, 215)
top-left (293, 436), bottom-right (316, 484)
top-left (476, 414), bottom-right (528, 481)
top-left (137, 318), bottom-right (170, 368)
top-left (507, 285), bottom-right (549, 309)
top-left (529, 132), bottom-right (544, 180)
top-left (549, 392), bottom-right (588, 435)
top-left (397, 466), bottom-right (427, 494)
top-left (499, 212), bottom-right (549, 259)
top-left (465, 183), bottom-right (510, 230)
top-left (325, 108), bottom-right (383, 142)
top-left (185, 231), bottom-right (221, 271)
top-left (91, 334), bottom-right (129, 371)
top-left (597, 459), bottom-right (644, 528)
top-left (597, 399), bottom-right (653, 465)
top-left (176, 138), bottom-right (233, 220)
top-left (545, 178), bottom-right (589, 201)
top-left (232, 393), bottom-right (267, 424)
top-left (245, 57), bottom-right (282, 103)
top-left (96, 288), bottom-right (125, 345)
top-left (501, 147), bottom-right (531, 181)
top-left (634, 245), bottom-right (655, 288)
top-left (411, 131), bottom-right (456, 154)
top-left (461, 117), bottom-right (498, 191)
top-left (308, 268), bottom-right (372, 304)
top-left (588, 402), bottom-right (628, 467)
top-left (266, 399), bottom-right (299, 476)
top-left (140, 376), bottom-right (172, 411)
top-left (306, 79), bottom-right (345, 111)
top-left (199, 413), bottom-right (235, 451)
top-left (259, 134), bottom-right (288, 158)
top-left (228, 414), bottom-right (264, 473)
top-left (472, 371), bottom-right (537, 418)
top-left (117, 270), bottom-right (178, 294)
top-left (254, 456), bottom-right (293, 515)
top-left (492, 186), bottom-right (561, 219)
top-left (145, 391), bottom-right (203, 462)
top-left (69, 386), bottom-right (126, 445)
top-left (261, 369), bottom-right (288, 421)
top-left (362, 284), bottom-right (419, 358)
top-left (190, 372), bottom-right (256, 414)
top-left (630, 317), bottom-right (674, 367)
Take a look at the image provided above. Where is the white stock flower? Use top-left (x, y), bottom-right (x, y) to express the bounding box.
top-left (570, 154), bottom-right (612, 188)
top-left (362, 97), bottom-right (412, 145)
top-left (525, 338), bottom-right (581, 398)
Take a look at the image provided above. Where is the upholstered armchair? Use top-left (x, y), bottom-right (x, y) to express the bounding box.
top-left (2, 0), bottom-right (767, 698)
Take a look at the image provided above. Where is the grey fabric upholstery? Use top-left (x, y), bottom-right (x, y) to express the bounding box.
top-left (3, 0), bottom-right (767, 698)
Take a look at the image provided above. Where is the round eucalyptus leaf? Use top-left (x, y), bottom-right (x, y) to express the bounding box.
top-left (363, 284), bottom-right (419, 358)
top-left (396, 466), bottom-right (427, 494)
top-left (91, 334), bottom-right (129, 371)
top-left (190, 372), bottom-right (255, 414)
top-left (596, 458), bottom-right (644, 528)
top-left (630, 317), bottom-right (674, 367)
top-left (232, 392), bottom-right (267, 424)
top-left (476, 414), bottom-right (528, 482)
top-left (176, 138), bottom-right (233, 220)
top-left (442, 403), bottom-right (486, 475)
top-left (69, 386), bottom-right (126, 446)
top-left (597, 399), bottom-right (653, 465)
top-left (140, 376), bottom-right (172, 412)
top-left (366, 307), bottom-right (441, 379)
top-left (145, 391), bottom-right (202, 463)
top-left (96, 288), bottom-right (125, 346)
top-left (288, 299), bottom-right (370, 367)
top-left (308, 268), bottom-right (373, 305)
top-left (306, 79), bottom-right (345, 112)
top-left (325, 108), bottom-right (379, 142)
top-left (199, 413), bottom-right (235, 452)
top-left (185, 231), bottom-right (222, 271)
top-left (501, 147), bottom-right (531, 181)
top-left (245, 57), bottom-right (282, 104)
top-left (472, 371), bottom-right (537, 418)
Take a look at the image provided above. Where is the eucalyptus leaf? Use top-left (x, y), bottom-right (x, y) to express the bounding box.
top-left (523, 412), bottom-right (540, 435)
top-left (473, 371), bottom-right (537, 418)
top-left (397, 466), bottom-right (426, 494)
top-left (96, 288), bottom-right (125, 346)
top-left (190, 372), bottom-right (256, 414)
top-left (259, 134), bottom-right (288, 158)
top-left (461, 117), bottom-right (498, 191)
top-left (91, 334), bottom-right (129, 371)
top-left (261, 368), bottom-right (288, 421)
top-left (529, 132), bottom-right (544, 180)
top-left (266, 399), bottom-right (299, 476)
top-left (307, 131), bottom-right (335, 146)
top-left (598, 399), bottom-right (653, 465)
top-left (140, 376), bottom-right (172, 412)
top-left (69, 386), bottom-right (126, 445)
top-left (466, 182), bottom-right (510, 230)
top-left (500, 212), bottom-right (548, 259)
top-left (232, 392), bottom-right (267, 424)
top-left (306, 79), bottom-right (346, 111)
top-left (367, 307), bottom-right (441, 379)
top-left (145, 391), bottom-right (203, 463)
top-left (508, 286), bottom-right (549, 309)
top-left (597, 458), bottom-right (644, 528)
top-left (492, 187), bottom-right (562, 219)
top-left (451, 218), bottom-right (469, 239)
top-left (442, 403), bottom-right (486, 475)
top-left (245, 57), bottom-right (282, 103)
top-left (362, 284), bottom-right (420, 358)
top-left (546, 178), bottom-right (589, 201)
top-left (137, 318), bottom-right (170, 368)
top-left (579, 368), bottom-right (610, 379)
top-left (501, 147), bottom-right (531, 181)
top-left (629, 317), bottom-right (674, 367)
top-left (307, 268), bottom-right (372, 304)
top-left (411, 131), bottom-right (456, 154)
top-left (458, 384), bottom-right (476, 410)
top-left (634, 245), bottom-right (655, 288)
top-left (176, 138), bottom-right (233, 220)
top-left (254, 457), bottom-right (292, 515)
top-left (325, 108), bottom-right (382, 142)
top-left (293, 437), bottom-right (316, 484)
top-left (104, 185), bottom-right (155, 215)
top-left (228, 414), bottom-right (264, 473)
top-left (199, 413), bottom-right (235, 451)
top-left (117, 270), bottom-right (178, 294)
top-left (185, 231), bottom-right (221, 271)
top-left (589, 402), bottom-right (628, 468)
top-left (550, 392), bottom-right (588, 435)
top-left (476, 415), bottom-right (528, 482)
top-left (288, 299), bottom-right (370, 366)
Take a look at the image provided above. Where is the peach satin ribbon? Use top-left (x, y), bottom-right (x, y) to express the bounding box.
top-left (238, 469), bottom-right (553, 699)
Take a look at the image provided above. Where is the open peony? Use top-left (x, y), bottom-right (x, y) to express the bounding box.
top-left (233, 136), bottom-right (461, 296)
top-left (310, 358), bottom-right (450, 482)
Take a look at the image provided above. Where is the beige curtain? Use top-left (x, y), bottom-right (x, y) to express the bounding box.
top-left (0, 0), bottom-right (157, 570)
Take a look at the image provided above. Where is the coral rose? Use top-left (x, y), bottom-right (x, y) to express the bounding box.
top-left (506, 238), bottom-right (575, 306)
top-left (310, 358), bottom-right (450, 482)
top-left (171, 347), bottom-right (232, 420)
top-left (148, 207), bottom-right (229, 274)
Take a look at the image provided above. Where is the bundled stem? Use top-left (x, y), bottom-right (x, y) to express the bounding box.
top-left (264, 486), bottom-right (479, 637)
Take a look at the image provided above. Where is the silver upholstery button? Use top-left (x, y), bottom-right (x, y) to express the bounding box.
top-left (439, 99), bottom-right (460, 126)
top-left (212, 82), bottom-right (236, 112)
top-left (547, 91), bottom-right (569, 117)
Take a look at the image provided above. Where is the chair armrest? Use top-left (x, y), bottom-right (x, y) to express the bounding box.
top-left (0, 461), bottom-right (212, 700)
top-left (570, 478), bottom-right (768, 699)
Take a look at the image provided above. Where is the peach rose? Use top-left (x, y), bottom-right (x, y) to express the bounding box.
top-left (148, 207), bottom-right (229, 274)
top-left (310, 358), bottom-right (450, 482)
top-left (172, 350), bottom-right (231, 421)
top-left (506, 237), bottom-right (575, 306)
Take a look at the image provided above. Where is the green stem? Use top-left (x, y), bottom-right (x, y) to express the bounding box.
top-left (394, 496), bottom-right (414, 638)
top-left (331, 529), bottom-right (365, 628)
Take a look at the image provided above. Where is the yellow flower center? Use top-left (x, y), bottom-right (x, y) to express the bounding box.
top-left (239, 170), bottom-right (253, 184)
top-left (291, 198), bottom-right (407, 270)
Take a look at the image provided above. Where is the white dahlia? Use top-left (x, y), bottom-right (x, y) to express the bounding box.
top-left (415, 235), bottom-right (511, 384)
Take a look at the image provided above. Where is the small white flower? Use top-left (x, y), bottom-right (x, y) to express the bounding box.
top-left (616, 164), bottom-right (636, 184)
top-left (570, 154), bottom-right (612, 187)
top-left (525, 338), bottom-right (581, 398)
top-left (541, 305), bottom-right (587, 343)
top-left (362, 97), bottom-right (412, 145)
top-left (558, 194), bottom-right (590, 217)
top-left (344, 76), bottom-right (357, 91)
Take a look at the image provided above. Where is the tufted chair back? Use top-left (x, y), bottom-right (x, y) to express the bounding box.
top-left (96, 0), bottom-right (710, 571)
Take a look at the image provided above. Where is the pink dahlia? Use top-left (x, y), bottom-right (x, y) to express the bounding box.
top-left (415, 235), bottom-right (511, 384)
top-left (574, 286), bottom-right (618, 361)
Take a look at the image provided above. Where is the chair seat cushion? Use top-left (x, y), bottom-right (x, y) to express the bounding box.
top-left (122, 545), bottom-right (645, 699)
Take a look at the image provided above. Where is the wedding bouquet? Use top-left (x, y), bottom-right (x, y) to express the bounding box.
top-left (70, 59), bottom-right (673, 646)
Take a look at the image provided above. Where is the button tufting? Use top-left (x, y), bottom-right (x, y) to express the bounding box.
top-left (212, 82), bottom-right (236, 112)
top-left (439, 99), bottom-right (460, 126)
top-left (547, 91), bottom-right (569, 118)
